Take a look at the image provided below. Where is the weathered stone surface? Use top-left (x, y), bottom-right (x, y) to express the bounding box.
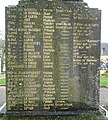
top-left (5, 0), bottom-right (101, 114)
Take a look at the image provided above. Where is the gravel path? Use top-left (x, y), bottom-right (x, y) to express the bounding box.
top-left (0, 86), bottom-right (6, 107)
top-left (100, 87), bottom-right (108, 106)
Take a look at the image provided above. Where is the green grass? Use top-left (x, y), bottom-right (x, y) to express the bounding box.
top-left (0, 78), bottom-right (6, 85)
top-left (100, 77), bottom-right (108, 87)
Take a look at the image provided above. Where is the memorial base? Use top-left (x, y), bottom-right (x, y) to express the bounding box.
top-left (0, 111), bottom-right (108, 120)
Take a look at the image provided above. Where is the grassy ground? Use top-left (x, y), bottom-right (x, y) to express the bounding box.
top-left (100, 77), bottom-right (108, 87)
top-left (0, 78), bottom-right (5, 85)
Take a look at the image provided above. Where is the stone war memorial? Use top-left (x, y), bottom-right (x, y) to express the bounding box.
top-left (5, 0), bottom-right (102, 119)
